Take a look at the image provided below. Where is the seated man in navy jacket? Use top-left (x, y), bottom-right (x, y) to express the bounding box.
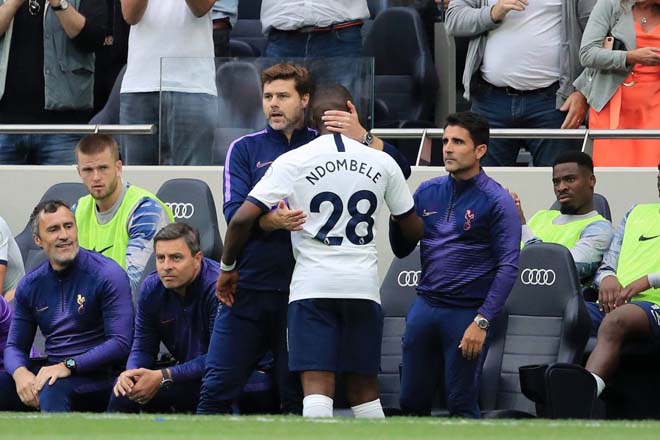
top-left (0, 200), bottom-right (134, 412)
top-left (107, 223), bottom-right (219, 413)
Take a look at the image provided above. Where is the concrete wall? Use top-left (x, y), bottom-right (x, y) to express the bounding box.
top-left (1, 166), bottom-right (656, 279)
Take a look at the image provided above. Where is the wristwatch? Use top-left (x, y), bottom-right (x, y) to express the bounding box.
top-left (362, 131), bottom-right (374, 146)
top-left (63, 357), bottom-right (77, 373)
top-left (160, 368), bottom-right (173, 390)
top-left (474, 315), bottom-right (489, 330)
top-left (51, 0), bottom-right (69, 11)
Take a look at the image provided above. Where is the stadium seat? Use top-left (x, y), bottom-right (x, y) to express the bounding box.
top-left (230, 39), bottom-right (260, 57)
top-left (155, 178), bottom-right (223, 262)
top-left (14, 182), bottom-right (89, 272)
top-left (89, 65), bottom-right (126, 125)
top-left (363, 7), bottom-right (438, 126)
top-left (238, 0), bottom-right (262, 19)
top-left (549, 193), bottom-right (612, 222)
top-left (367, 0), bottom-right (390, 18)
top-left (214, 60), bottom-right (263, 164)
top-left (378, 246), bottom-right (421, 412)
top-left (479, 243), bottom-right (591, 417)
top-left (231, 19), bottom-right (267, 56)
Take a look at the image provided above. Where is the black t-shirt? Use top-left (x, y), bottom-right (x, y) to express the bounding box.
top-left (0, 0), bottom-right (107, 124)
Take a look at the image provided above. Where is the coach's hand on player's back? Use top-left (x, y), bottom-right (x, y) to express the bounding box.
top-left (458, 321), bottom-right (486, 361)
top-left (259, 200), bottom-right (306, 232)
top-left (12, 367), bottom-right (39, 409)
top-left (32, 362), bottom-right (71, 394)
top-left (217, 270), bottom-right (239, 307)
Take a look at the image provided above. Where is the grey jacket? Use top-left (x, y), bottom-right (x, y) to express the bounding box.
top-left (573, 0), bottom-right (636, 112)
top-left (446, 0), bottom-right (595, 109)
top-left (0, 0), bottom-right (95, 110)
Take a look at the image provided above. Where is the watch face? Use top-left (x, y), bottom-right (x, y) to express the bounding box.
top-left (364, 132), bottom-right (374, 146)
top-left (65, 358), bottom-right (76, 369)
top-left (476, 318), bottom-right (489, 329)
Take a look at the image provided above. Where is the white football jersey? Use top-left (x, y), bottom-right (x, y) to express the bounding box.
top-left (248, 134), bottom-right (414, 303)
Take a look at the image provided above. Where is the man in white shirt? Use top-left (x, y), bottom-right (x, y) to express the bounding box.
top-left (216, 85), bottom-right (424, 418)
top-left (0, 216), bottom-right (24, 301)
top-left (119, 0), bottom-right (217, 165)
top-left (446, 0), bottom-right (594, 166)
top-left (260, 1), bottom-right (370, 92)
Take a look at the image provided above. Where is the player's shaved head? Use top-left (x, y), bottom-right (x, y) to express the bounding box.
top-left (311, 84), bottom-right (352, 134)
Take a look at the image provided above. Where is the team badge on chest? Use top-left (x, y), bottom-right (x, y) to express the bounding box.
top-left (464, 209), bottom-right (475, 231)
top-left (76, 294), bottom-right (86, 314)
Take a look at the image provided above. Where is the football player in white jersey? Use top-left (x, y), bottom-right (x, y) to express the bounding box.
top-left (217, 85), bottom-right (423, 418)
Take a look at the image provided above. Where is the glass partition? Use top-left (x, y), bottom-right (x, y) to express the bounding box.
top-left (134, 57), bottom-right (375, 166)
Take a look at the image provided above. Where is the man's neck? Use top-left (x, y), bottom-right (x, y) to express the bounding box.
top-left (451, 167), bottom-right (480, 181)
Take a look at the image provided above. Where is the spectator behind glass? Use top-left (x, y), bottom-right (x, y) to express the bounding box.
top-left (260, 1), bottom-right (370, 91)
top-left (0, 215), bottom-right (25, 302)
top-left (211, 0), bottom-right (237, 57)
top-left (0, 0), bottom-right (107, 165)
top-left (574, 0), bottom-right (660, 166)
top-left (445, 0), bottom-right (593, 166)
top-left (119, 0), bottom-right (217, 165)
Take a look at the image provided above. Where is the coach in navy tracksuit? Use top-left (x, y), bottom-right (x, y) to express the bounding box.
top-left (391, 112), bottom-right (521, 418)
top-left (107, 223), bottom-right (219, 413)
top-left (197, 63), bottom-right (410, 414)
top-left (0, 200), bottom-right (133, 412)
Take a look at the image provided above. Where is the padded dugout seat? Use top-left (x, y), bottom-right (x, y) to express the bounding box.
top-left (155, 178), bottom-right (223, 262)
top-left (480, 243), bottom-right (591, 416)
top-left (550, 193), bottom-right (612, 222)
top-left (378, 246), bottom-right (421, 411)
top-left (14, 182), bottom-right (89, 272)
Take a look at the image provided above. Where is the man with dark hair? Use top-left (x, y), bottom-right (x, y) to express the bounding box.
top-left (197, 65), bottom-right (409, 415)
top-left (107, 223), bottom-right (219, 413)
top-left (74, 134), bottom-right (173, 292)
top-left (510, 151), bottom-right (613, 285)
top-left (586, 165), bottom-right (660, 399)
top-left (0, 200), bottom-right (133, 412)
top-left (215, 83), bottom-right (423, 418)
top-left (391, 111), bottom-right (521, 417)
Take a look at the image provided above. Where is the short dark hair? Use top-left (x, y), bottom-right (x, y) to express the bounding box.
top-left (29, 200), bottom-right (72, 237)
top-left (311, 83), bottom-right (352, 130)
top-left (153, 223), bottom-right (201, 256)
top-left (444, 112), bottom-right (489, 148)
top-left (261, 63), bottom-right (314, 98)
top-left (553, 151), bottom-right (594, 173)
top-left (75, 134), bottom-right (120, 162)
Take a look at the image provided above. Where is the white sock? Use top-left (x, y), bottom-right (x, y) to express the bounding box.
top-left (351, 398), bottom-right (385, 419)
top-left (302, 394), bottom-right (334, 418)
top-left (591, 372), bottom-right (606, 397)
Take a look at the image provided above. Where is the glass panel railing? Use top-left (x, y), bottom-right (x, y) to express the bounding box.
top-left (148, 57), bottom-right (375, 166)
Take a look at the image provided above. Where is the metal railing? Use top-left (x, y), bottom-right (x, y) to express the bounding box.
top-left (372, 128), bottom-right (660, 165)
top-left (0, 124), bottom-right (156, 135)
